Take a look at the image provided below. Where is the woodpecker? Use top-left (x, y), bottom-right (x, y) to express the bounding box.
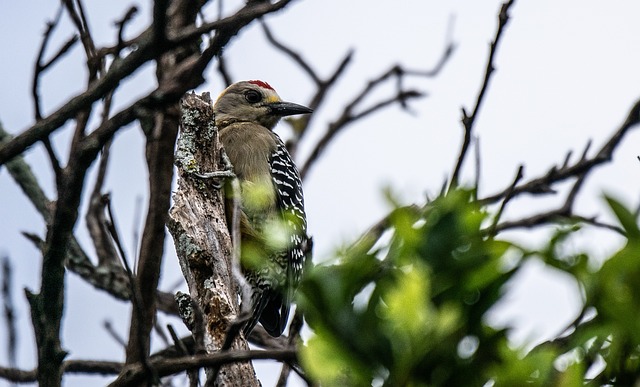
top-left (213, 80), bottom-right (311, 337)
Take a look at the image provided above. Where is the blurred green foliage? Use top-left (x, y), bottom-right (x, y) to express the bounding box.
top-left (297, 189), bottom-right (640, 386)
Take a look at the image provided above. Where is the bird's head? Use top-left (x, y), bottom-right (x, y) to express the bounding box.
top-left (213, 80), bottom-right (312, 129)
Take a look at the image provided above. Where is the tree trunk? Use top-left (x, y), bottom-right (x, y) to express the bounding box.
top-left (168, 92), bottom-right (259, 386)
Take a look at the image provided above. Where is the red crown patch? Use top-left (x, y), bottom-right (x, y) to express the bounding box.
top-left (248, 80), bottom-right (274, 91)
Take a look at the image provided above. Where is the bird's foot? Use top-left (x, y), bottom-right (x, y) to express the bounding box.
top-left (192, 169), bottom-right (236, 189)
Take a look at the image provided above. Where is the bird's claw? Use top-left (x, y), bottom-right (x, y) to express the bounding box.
top-left (192, 169), bottom-right (236, 189)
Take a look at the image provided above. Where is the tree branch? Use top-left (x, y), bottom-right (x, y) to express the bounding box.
top-left (480, 98), bottom-right (640, 205)
top-left (123, 0), bottom-right (196, 370)
top-left (0, 349), bottom-right (295, 384)
top-left (1, 256), bottom-right (17, 369)
top-left (449, 0), bottom-right (515, 190)
top-left (168, 92), bottom-right (260, 385)
top-left (299, 67), bottom-right (426, 180)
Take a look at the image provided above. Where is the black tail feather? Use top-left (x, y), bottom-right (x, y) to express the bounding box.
top-left (259, 292), bottom-right (290, 337)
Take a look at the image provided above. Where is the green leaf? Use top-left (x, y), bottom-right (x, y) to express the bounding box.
top-left (300, 330), bottom-right (373, 386)
top-left (604, 194), bottom-right (640, 239)
top-left (556, 360), bottom-right (585, 387)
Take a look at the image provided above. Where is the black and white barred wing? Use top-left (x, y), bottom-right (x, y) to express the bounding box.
top-left (269, 138), bottom-right (309, 288)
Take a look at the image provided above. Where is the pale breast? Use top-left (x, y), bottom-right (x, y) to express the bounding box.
top-left (219, 122), bottom-right (279, 216)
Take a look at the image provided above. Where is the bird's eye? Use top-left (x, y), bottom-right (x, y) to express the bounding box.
top-left (245, 90), bottom-right (262, 103)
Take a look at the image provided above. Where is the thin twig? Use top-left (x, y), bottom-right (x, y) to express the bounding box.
top-left (299, 33), bottom-right (455, 179)
top-left (1, 124), bottom-right (179, 315)
top-left (473, 136), bottom-right (481, 200)
top-left (0, 348), bottom-right (297, 385)
top-left (276, 310), bottom-right (305, 387)
top-left (0, 1), bottom-right (296, 166)
top-left (131, 195), bottom-right (144, 266)
top-left (103, 320), bottom-right (127, 348)
top-left (154, 319), bottom-right (170, 348)
top-left (167, 324), bottom-right (199, 387)
top-left (479, 103), bottom-right (640, 234)
top-left (487, 165), bottom-right (523, 237)
top-left (167, 325), bottom-right (190, 356)
top-left (40, 37), bottom-right (79, 73)
top-left (260, 15), bottom-right (455, 165)
top-left (115, 6), bottom-right (138, 50)
top-left (449, 0), bottom-right (515, 190)
top-left (300, 80), bottom-right (424, 179)
top-left (0, 360), bottom-right (123, 383)
top-left (286, 49), bottom-right (353, 158)
top-left (105, 200), bottom-right (158, 384)
top-left (217, 55), bottom-right (234, 86)
top-left (86, 141), bottom-right (119, 266)
top-left (30, 3), bottom-right (80, 189)
top-left (32, 5), bottom-right (64, 121)
top-left (1, 256), bottom-right (17, 368)
top-left (42, 137), bottom-right (63, 186)
top-left (488, 171), bottom-right (619, 235)
top-left (261, 20), bottom-right (321, 85)
top-left (62, 0), bottom-right (97, 65)
top-left (480, 99), bottom-right (640, 206)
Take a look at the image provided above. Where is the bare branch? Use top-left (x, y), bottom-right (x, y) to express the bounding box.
top-left (0, 0), bottom-right (298, 165)
top-left (217, 55), bottom-right (234, 87)
top-left (86, 142), bottom-right (120, 267)
top-left (167, 323), bottom-right (199, 387)
top-left (123, 0), bottom-right (200, 370)
top-left (487, 165), bottom-right (523, 237)
top-left (261, 20), bottom-right (322, 85)
top-left (0, 348), bottom-right (296, 385)
top-left (27, 111), bottom-right (103, 385)
top-left (480, 99), bottom-right (640, 205)
top-left (114, 6), bottom-right (139, 49)
top-left (483, 132), bottom-right (621, 235)
top-left (62, 0), bottom-right (98, 65)
top-left (110, 349), bottom-right (297, 386)
top-left (0, 31), bottom-right (155, 164)
top-left (571, 215), bottom-right (626, 236)
top-left (103, 320), bottom-right (127, 349)
top-left (489, 173), bottom-right (597, 235)
top-left (0, 360), bottom-right (122, 383)
top-left (32, 5), bottom-right (76, 121)
top-left (449, 0), bottom-right (515, 190)
top-left (106, 199), bottom-right (158, 383)
top-left (1, 123), bottom-right (178, 315)
top-left (1, 256), bottom-right (17, 369)
top-left (276, 310), bottom-right (306, 387)
top-left (286, 49), bottom-right (353, 158)
top-left (167, 325), bottom-right (190, 356)
top-left (300, 67), bottom-right (426, 179)
top-left (297, 30), bottom-right (455, 179)
top-left (0, 124), bottom-right (53, 222)
top-left (473, 136), bottom-right (481, 199)
top-left (260, 10), bottom-right (454, 167)
top-left (42, 137), bottom-right (63, 187)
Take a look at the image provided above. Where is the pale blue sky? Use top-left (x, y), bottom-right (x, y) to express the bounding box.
top-left (1, 1), bottom-right (640, 385)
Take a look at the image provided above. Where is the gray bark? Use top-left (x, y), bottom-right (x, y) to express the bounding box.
top-left (168, 92), bottom-right (259, 386)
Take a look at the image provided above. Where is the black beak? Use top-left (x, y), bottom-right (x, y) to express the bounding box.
top-left (268, 101), bottom-right (313, 117)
